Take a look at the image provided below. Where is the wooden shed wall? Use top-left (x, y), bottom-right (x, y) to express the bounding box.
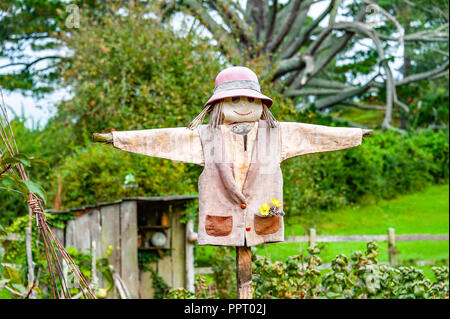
top-left (61, 200), bottom-right (188, 299)
top-left (64, 201), bottom-right (139, 298)
top-left (139, 204), bottom-right (186, 298)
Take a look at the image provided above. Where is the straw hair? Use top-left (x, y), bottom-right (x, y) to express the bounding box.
top-left (188, 100), bottom-right (278, 129)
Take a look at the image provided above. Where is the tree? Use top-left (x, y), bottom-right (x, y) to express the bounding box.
top-left (54, 3), bottom-right (225, 138)
top-left (177, 0), bottom-right (449, 130)
top-left (376, 0), bottom-right (449, 129)
top-left (0, 0), bottom-right (115, 95)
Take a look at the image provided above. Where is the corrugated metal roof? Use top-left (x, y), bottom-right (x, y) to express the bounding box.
top-left (45, 194), bottom-right (198, 214)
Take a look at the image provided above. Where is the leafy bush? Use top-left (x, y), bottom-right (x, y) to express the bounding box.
top-left (0, 118), bottom-right (77, 225)
top-left (167, 242), bottom-right (449, 299)
top-left (47, 143), bottom-right (198, 209)
top-left (283, 129), bottom-right (449, 219)
top-left (57, 4), bottom-right (224, 141)
top-left (0, 213), bottom-right (113, 299)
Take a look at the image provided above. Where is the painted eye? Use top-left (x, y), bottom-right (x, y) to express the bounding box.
top-left (232, 97), bottom-right (240, 103)
top-left (248, 97), bottom-right (255, 102)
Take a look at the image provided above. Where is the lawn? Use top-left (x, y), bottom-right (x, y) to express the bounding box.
top-left (284, 183), bottom-right (449, 236)
top-left (195, 184), bottom-right (449, 280)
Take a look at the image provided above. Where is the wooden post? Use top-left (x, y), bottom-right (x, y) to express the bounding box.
top-left (185, 220), bottom-right (195, 293)
top-left (120, 201), bottom-right (139, 299)
top-left (236, 246), bottom-right (252, 299)
top-left (25, 226), bottom-right (36, 298)
top-left (309, 228), bottom-right (316, 248)
top-left (388, 228), bottom-right (396, 266)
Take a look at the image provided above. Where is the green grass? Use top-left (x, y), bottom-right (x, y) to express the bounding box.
top-left (195, 184), bottom-right (449, 278)
top-left (285, 183), bottom-right (449, 236)
top-left (255, 241), bottom-right (449, 264)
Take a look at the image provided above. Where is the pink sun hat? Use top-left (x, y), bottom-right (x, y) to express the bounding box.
top-left (204, 66), bottom-right (273, 108)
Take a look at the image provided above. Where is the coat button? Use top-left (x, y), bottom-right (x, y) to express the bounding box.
top-left (241, 204), bottom-right (246, 209)
top-left (246, 227), bottom-right (251, 231)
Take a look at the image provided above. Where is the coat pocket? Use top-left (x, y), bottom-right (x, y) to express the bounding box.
top-left (254, 215), bottom-right (280, 235)
top-left (205, 215), bottom-right (233, 236)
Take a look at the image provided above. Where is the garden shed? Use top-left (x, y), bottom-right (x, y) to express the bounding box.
top-left (47, 195), bottom-right (198, 299)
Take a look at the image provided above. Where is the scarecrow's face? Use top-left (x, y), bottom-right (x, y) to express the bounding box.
top-left (222, 96), bottom-right (263, 124)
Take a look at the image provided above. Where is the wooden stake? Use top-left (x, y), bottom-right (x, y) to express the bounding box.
top-left (388, 228), bottom-right (396, 266)
top-left (185, 220), bottom-right (195, 293)
top-left (309, 228), bottom-right (316, 248)
top-left (236, 246), bottom-right (252, 299)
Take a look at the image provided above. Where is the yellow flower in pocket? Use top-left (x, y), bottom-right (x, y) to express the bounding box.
top-left (271, 198), bottom-right (282, 208)
top-left (259, 203), bottom-right (270, 216)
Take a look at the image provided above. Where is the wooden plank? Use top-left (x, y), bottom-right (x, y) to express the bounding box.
top-left (157, 254), bottom-right (173, 288)
top-left (89, 209), bottom-right (103, 288)
top-left (236, 246), bottom-right (252, 299)
top-left (285, 233), bottom-right (449, 243)
top-left (388, 228), bottom-right (396, 265)
top-left (139, 264), bottom-right (156, 299)
top-left (120, 201), bottom-right (139, 299)
top-left (396, 234), bottom-right (449, 241)
top-left (72, 212), bottom-right (92, 253)
top-left (195, 267), bottom-right (213, 275)
top-left (101, 204), bottom-right (121, 298)
top-left (309, 228), bottom-right (316, 247)
top-left (51, 227), bottom-right (65, 246)
top-left (157, 206), bottom-right (173, 288)
top-left (185, 219), bottom-right (195, 293)
top-left (65, 219), bottom-right (75, 248)
top-left (171, 206), bottom-right (185, 289)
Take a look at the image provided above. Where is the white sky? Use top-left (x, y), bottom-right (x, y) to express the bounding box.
top-left (2, 0), bottom-right (403, 128)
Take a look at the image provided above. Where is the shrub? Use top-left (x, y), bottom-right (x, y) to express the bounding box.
top-left (167, 241), bottom-right (449, 299)
top-left (48, 143), bottom-right (198, 209)
top-left (283, 129), bottom-right (449, 219)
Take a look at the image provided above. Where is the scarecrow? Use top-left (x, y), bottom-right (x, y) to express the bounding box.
top-left (93, 66), bottom-right (372, 298)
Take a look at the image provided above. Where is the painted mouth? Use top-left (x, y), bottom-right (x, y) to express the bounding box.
top-left (233, 110), bottom-right (252, 116)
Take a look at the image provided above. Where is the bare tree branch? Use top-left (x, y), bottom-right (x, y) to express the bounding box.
top-left (263, 0), bottom-right (278, 48)
top-left (306, 78), bottom-right (352, 89)
top-left (246, 0), bottom-right (267, 42)
top-left (277, 5), bottom-right (368, 85)
top-left (213, 0), bottom-right (253, 49)
top-left (285, 88), bottom-right (343, 96)
top-left (267, 0), bottom-right (304, 53)
top-left (282, 0), bottom-right (336, 59)
top-left (182, 0), bottom-right (243, 60)
top-left (283, 0), bottom-right (314, 40)
top-left (295, 74), bottom-right (380, 110)
top-left (378, 23), bottom-right (449, 42)
top-left (0, 56), bottom-right (63, 71)
top-left (395, 60), bottom-right (449, 86)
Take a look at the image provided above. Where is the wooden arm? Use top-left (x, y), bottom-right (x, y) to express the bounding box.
top-left (362, 129), bottom-right (373, 137)
top-left (92, 133), bottom-right (113, 144)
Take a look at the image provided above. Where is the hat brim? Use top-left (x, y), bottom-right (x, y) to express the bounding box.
top-left (204, 88), bottom-right (273, 108)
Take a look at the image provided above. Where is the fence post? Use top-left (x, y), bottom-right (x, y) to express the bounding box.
top-left (185, 220), bottom-right (195, 293)
top-left (309, 228), bottom-right (316, 248)
top-left (388, 228), bottom-right (396, 266)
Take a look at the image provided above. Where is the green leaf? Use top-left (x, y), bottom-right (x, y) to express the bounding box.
top-left (21, 180), bottom-right (47, 204)
top-left (0, 174), bottom-right (28, 199)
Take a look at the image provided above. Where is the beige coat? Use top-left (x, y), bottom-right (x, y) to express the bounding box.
top-left (112, 121), bottom-right (363, 246)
